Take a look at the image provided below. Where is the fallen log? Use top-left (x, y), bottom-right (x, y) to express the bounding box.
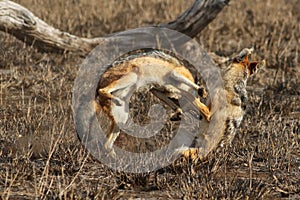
top-left (0, 0), bottom-right (229, 54)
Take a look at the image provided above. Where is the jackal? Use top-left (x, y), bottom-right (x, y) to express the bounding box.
top-left (94, 48), bottom-right (265, 159)
top-left (175, 48), bottom-right (265, 160)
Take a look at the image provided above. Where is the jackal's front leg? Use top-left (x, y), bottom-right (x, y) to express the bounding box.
top-left (191, 97), bottom-right (210, 121)
top-left (177, 89), bottom-right (211, 121)
top-left (150, 88), bottom-right (182, 113)
top-left (104, 131), bottom-right (119, 158)
top-left (102, 121), bottom-right (122, 158)
top-left (169, 71), bottom-right (210, 121)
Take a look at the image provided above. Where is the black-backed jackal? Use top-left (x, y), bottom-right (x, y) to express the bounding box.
top-left (94, 48), bottom-right (265, 160)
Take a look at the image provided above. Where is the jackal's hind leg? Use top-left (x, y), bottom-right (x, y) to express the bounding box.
top-left (170, 71), bottom-right (201, 92)
top-left (178, 89), bottom-right (211, 121)
top-left (104, 131), bottom-right (120, 158)
top-left (98, 72), bottom-right (138, 105)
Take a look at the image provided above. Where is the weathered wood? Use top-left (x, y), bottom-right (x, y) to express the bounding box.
top-left (163, 0), bottom-right (229, 38)
top-left (0, 0), bottom-right (104, 54)
top-left (0, 0), bottom-right (229, 54)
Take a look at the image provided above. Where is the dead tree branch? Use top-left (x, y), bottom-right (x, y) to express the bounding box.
top-left (0, 0), bottom-right (104, 54)
top-left (163, 0), bottom-right (229, 38)
top-left (0, 0), bottom-right (229, 54)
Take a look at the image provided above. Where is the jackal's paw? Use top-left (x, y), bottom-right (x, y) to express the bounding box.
top-left (175, 147), bottom-right (201, 162)
top-left (98, 88), bottom-right (110, 97)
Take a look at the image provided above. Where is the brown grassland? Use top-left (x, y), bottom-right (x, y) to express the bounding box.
top-left (0, 0), bottom-right (299, 199)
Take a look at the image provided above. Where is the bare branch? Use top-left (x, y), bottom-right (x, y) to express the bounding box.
top-left (0, 0), bottom-right (105, 54)
top-left (163, 0), bottom-right (229, 38)
top-left (0, 0), bottom-right (229, 54)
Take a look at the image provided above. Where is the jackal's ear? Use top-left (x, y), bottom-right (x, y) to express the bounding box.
top-left (235, 48), bottom-right (254, 63)
top-left (248, 60), bottom-right (265, 76)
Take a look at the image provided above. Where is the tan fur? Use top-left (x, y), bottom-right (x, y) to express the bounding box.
top-left (95, 51), bottom-right (207, 156)
top-left (94, 48), bottom-right (265, 160)
top-left (178, 48), bottom-right (265, 161)
top-left (97, 56), bottom-right (199, 120)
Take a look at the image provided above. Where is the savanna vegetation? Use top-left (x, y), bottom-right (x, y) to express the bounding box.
top-left (0, 0), bottom-right (299, 199)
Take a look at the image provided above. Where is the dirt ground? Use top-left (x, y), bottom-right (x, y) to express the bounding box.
top-left (0, 0), bottom-right (299, 199)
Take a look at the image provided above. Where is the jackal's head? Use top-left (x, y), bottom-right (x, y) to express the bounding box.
top-left (221, 48), bottom-right (265, 108)
top-left (223, 48), bottom-right (265, 85)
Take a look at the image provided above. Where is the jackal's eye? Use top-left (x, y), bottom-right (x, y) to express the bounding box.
top-left (241, 95), bottom-right (247, 103)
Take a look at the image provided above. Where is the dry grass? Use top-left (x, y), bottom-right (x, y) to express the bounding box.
top-left (0, 0), bottom-right (299, 199)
